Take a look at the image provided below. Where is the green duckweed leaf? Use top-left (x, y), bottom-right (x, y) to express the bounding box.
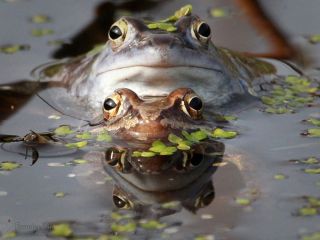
top-left (301, 232), bottom-right (320, 240)
top-left (149, 140), bottom-right (167, 153)
top-left (132, 151), bottom-right (142, 157)
top-left (235, 197), bottom-right (251, 206)
top-left (0, 161), bottom-right (21, 171)
top-left (97, 235), bottom-right (128, 240)
top-left (181, 130), bottom-right (197, 142)
top-left (31, 28), bottom-right (54, 37)
top-left (54, 125), bottom-right (74, 136)
top-left (223, 115), bottom-right (238, 121)
top-left (190, 129), bottom-right (208, 141)
top-left (177, 141), bottom-right (191, 150)
top-left (273, 174), bottom-right (287, 180)
top-left (161, 4), bottom-right (192, 23)
top-left (71, 159), bottom-right (88, 165)
top-left (168, 133), bottom-right (184, 144)
top-left (76, 131), bottom-right (92, 140)
top-left (307, 197), bottom-right (320, 207)
top-left (2, 231), bottom-right (16, 239)
top-left (0, 44), bottom-right (30, 54)
top-left (299, 207), bottom-right (317, 216)
top-left (210, 8), bottom-right (228, 18)
top-left (211, 128), bottom-right (238, 139)
top-left (111, 212), bottom-right (133, 221)
top-left (306, 118), bottom-right (320, 127)
top-left (194, 235), bottom-right (215, 240)
top-left (111, 222), bottom-right (136, 233)
top-left (141, 151), bottom-right (156, 157)
top-left (54, 192), bottom-right (66, 198)
top-left (139, 219), bottom-right (167, 229)
top-left (261, 96), bottom-right (276, 106)
top-left (31, 14), bottom-right (51, 23)
top-left (304, 168), bottom-right (320, 174)
top-left (159, 146), bottom-right (177, 156)
top-left (147, 22), bottom-right (177, 32)
top-left (309, 34), bottom-right (320, 44)
top-left (265, 107), bottom-right (292, 114)
top-left (161, 201), bottom-right (181, 209)
top-left (51, 223), bottom-right (73, 237)
top-left (306, 128), bottom-right (320, 137)
top-left (65, 141), bottom-right (87, 149)
top-left (302, 157), bottom-right (319, 164)
top-left (96, 131), bottom-right (112, 142)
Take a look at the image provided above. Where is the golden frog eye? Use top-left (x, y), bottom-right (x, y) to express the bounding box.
top-left (103, 93), bottom-right (122, 120)
top-left (108, 19), bottom-right (128, 47)
top-left (182, 93), bottom-right (203, 119)
top-left (192, 20), bottom-right (211, 43)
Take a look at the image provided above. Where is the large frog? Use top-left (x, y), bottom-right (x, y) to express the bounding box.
top-left (35, 6), bottom-right (298, 116)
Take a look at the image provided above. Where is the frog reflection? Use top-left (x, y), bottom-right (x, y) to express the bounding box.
top-left (102, 140), bottom-right (224, 216)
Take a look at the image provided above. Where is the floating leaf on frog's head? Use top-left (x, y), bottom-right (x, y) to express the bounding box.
top-left (161, 4), bottom-right (193, 23)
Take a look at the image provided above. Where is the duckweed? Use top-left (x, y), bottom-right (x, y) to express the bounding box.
top-left (65, 141), bottom-right (87, 149)
top-left (210, 8), bottom-right (228, 18)
top-left (140, 151), bottom-right (157, 157)
top-left (261, 75), bottom-right (318, 114)
top-left (111, 212), bottom-right (133, 221)
top-left (309, 34), bottom-right (320, 44)
top-left (54, 125), bottom-right (74, 136)
top-left (161, 4), bottom-right (192, 23)
top-left (299, 207), bottom-right (317, 216)
top-left (235, 197), bottom-right (251, 206)
top-left (305, 118), bottom-right (320, 127)
top-left (301, 232), bottom-right (320, 240)
top-left (96, 131), bottom-right (112, 142)
top-left (147, 22), bottom-right (177, 32)
top-left (54, 192), bottom-right (66, 198)
top-left (304, 168), bottom-right (320, 174)
top-left (273, 174), bottom-right (287, 180)
top-left (70, 159), bottom-right (88, 165)
top-left (0, 161), bottom-right (21, 171)
top-left (305, 128), bottom-right (320, 137)
top-left (31, 28), bottom-right (54, 37)
top-left (139, 219), bottom-right (167, 230)
top-left (211, 128), bottom-right (238, 139)
top-left (0, 44), bottom-right (30, 54)
top-left (111, 222), bottom-right (136, 233)
top-left (194, 234), bottom-right (215, 240)
top-left (2, 231), bottom-right (16, 239)
top-left (51, 223), bottom-right (73, 237)
top-left (76, 131), bottom-right (92, 140)
top-left (30, 14), bottom-right (51, 23)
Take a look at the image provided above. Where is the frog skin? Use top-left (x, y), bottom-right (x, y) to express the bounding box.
top-left (94, 87), bottom-right (208, 141)
top-left (37, 13), bottom-right (298, 112)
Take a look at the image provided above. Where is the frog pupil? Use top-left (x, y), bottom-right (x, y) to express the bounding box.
top-left (113, 195), bottom-right (127, 208)
top-left (104, 98), bottom-right (117, 110)
top-left (189, 97), bottom-right (203, 111)
top-left (109, 25), bottom-right (122, 40)
top-left (198, 23), bottom-right (211, 38)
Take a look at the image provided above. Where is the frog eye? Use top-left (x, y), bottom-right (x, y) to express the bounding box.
top-left (108, 19), bottom-right (128, 47)
top-left (112, 195), bottom-right (133, 209)
top-left (103, 93), bottom-right (122, 120)
top-left (192, 21), bottom-right (211, 43)
top-left (182, 93), bottom-right (203, 119)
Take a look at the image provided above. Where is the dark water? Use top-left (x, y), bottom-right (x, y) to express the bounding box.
top-left (0, 1), bottom-right (320, 240)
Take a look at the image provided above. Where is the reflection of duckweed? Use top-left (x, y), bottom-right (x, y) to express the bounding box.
top-left (111, 212), bottom-right (133, 221)
top-left (0, 161), bottom-right (21, 171)
top-left (261, 75), bottom-right (319, 114)
top-left (139, 219), bottom-right (167, 230)
top-left (54, 125), bottom-right (74, 136)
top-left (111, 222), bottom-right (136, 233)
top-left (51, 223), bottom-right (73, 237)
top-left (194, 234), bottom-right (215, 240)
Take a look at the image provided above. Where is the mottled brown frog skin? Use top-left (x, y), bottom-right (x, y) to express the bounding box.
top-left (98, 88), bottom-right (206, 141)
top-left (38, 13), bottom-right (298, 112)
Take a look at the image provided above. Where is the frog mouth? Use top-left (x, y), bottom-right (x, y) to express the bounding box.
top-left (97, 64), bottom-right (223, 76)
